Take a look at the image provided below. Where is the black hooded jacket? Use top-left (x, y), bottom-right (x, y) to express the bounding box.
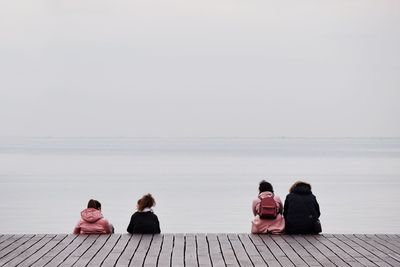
top-left (127, 211), bottom-right (161, 234)
top-left (283, 183), bottom-right (320, 234)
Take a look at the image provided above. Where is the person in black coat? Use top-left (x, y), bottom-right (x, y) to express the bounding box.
top-left (283, 181), bottom-right (321, 234)
top-left (127, 193), bottom-right (161, 234)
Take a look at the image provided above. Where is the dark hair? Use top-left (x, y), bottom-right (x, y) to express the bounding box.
top-left (137, 194), bottom-right (156, 212)
top-left (87, 199), bottom-right (101, 210)
top-left (289, 181), bottom-right (312, 193)
top-left (259, 180), bottom-right (274, 193)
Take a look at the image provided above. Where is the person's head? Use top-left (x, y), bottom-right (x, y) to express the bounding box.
top-left (87, 199), bottom-right (101, 210)
top-left (137, 193), bottom-right (156, 212)
top-left (259, 180), bottom-right (274, 193)
top-left (289, 181), bottom-right (312, 193)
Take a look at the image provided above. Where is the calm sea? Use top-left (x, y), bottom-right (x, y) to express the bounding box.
top-left (0, 137), bottom-right (399, 234)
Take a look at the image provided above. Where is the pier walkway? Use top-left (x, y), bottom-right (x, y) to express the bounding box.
top-left (0, 234), bottom-right (399, 266)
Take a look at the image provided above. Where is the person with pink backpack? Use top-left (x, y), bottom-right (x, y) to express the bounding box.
top-left (251, 180), bottom-right (285, 234)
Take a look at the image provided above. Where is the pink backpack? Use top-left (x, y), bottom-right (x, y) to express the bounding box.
top-left (258, 194), bottom-right (278, 219)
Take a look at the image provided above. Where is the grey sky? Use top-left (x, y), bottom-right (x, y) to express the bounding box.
top-left (1, 0), bottom-right (399, 137)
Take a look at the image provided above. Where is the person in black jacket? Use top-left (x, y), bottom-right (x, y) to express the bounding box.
top-left (283, 181), bottom-right (321, 234)
top-left (127, 193), bottom-right (161, 234)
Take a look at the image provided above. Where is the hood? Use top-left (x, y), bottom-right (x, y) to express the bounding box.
top-left (80, 208), bottom-right (104, 223)
top-left (292, 183), bottom-right (312, 195)
top-left (258, 191), bottom-right (274, 198)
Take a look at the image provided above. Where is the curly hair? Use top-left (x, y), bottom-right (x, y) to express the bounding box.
top-left (137, 193), bottom-right (156, 212)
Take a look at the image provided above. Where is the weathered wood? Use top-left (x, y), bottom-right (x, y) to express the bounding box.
top-left (248, 234), bottom-right (281, 267)
top-left (1, 234), bottom-right (55, 267)
top-left (196, 234), bottom-right (212, 267)
top-left (72, 234), bottom-right (111, 266)
top-left (260, 234), bottom-right (295, 267)
top-left (171, 233), bottom-right (185, 267)
top-left (87, 233), bottom-right (121, 266)
top-left (43, 234), bottom-right (89, 266)
top-left (143, 234), bottom-right (163, 267)
top-left (115, 234), bottom-right (141, 266)
top-left (206, 234), bottom-right (225, 267)
top-left (0, 234), bottom-right (399, 266)
top-left (101, 233), bottom-right (131, 266)
top-left (30, 234), bottom-right (78, 267)
top-left (185, 233), bottom-right (198, 267)
top-left (228, 233), bottom-right (253, 266)
top-left (129, 234), bottom-right (153, 266)
top-left (157, 234), bottom-right (173, 267)
top-left (219, 234), bottom-right (241, 266)
top-left (18, 234), bottom-right (68, 267)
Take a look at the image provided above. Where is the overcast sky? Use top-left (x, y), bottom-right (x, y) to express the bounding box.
top-left (0, 0), bottom-right (399, 138)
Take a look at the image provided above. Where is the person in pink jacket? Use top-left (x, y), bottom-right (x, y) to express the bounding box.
top-left (251, 180), bottom-right (285, 234)
top-left (73, 199), bottom-right (113, 234)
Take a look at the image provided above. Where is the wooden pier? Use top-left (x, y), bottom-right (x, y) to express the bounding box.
top-left (0, 234), bottom-right (399, 266)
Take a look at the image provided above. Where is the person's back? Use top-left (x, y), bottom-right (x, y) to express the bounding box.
top-left (251, 180), bottom-right (285, 234)
top-left (127, 194), bottom-right (161, 234)
top-left (283, 181), bottom-right (321, 234)
top-left (73, 199), bottom-right (113, 234)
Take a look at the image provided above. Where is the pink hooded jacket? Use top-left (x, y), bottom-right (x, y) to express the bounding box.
top-left (251, 191), bottom-right (285, 234)
top-left (73, 208), bottom-right (112, 234)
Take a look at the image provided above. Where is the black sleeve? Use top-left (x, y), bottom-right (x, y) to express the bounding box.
top-left (154, 214), bottom-right (161, 234)
top-left (127, 214), bottom-right (136, 234)
top-left (314, 197), bottom-right (321, 218)
top-left (283, 195), bottom-right (289, 219)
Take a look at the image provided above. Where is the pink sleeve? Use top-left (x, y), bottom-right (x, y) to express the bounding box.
top-left (252, 198), bottom-right (259, 216)
top-left (102, 219), bottom-right (112, 234)
top-left (73, 221), bottom-right (81, 234)
top-left (274, 196), bottom-right (283, 213)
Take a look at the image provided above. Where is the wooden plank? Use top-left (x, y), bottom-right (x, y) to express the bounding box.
top-left (227, 234), bottom-right (253, 266)
top-left (143, 234), bottom-right (163, 267)
top-left (248, 234), bottom-right (281, 267)
top-left (316, 235), bottom-right (366, 267)
top-left (0, 234), bottom-right (46, 266)
top-left (87, 234), bottom-right (121, 267)
top-left (157, 234), bottom-right (174, 267)
top-left (171, 233), bottom-right (185, 267)
top-left (351, 234), bottom-right (400, 266)
top-left (375, 235), bottom-right (400, 249)
top-left (259, 235), bottom-right (294, 267)
top-left (218, 234), bottom-right (240, 267)
top-left (324, 235), bottom-right (376, 267)
top-left (129, 234), bottom-right (153, 266)
top-left (30, 234), bottom-right (78, 267)
top-left (237, 234), bottom-right (267, 267)
top-left (184, 234), bottom-right (198, 267)
top-left (114, 234), bottom-right (142, 267)
top-left (206, 234), bottom-right (226, 267)
top-left (196, 234), bottom-right (212, 267)
top-left (59, 234), bottom-right (100, 267)
top-left (73, 234), bottom-right (111, 266)
top-left (2, 234), bottom-right (55, 267)
top-left (43, 234), bottom-right (89, 266)
top-left (364, 235), bottom-right (400, 253)
top-left (281, 235), bottom-right (321, 266)
top-left (271, 235), bottom-right (308, 266)
top-left (334, 234), bottom-right (391, 267)
top-left (0, 234), bottom-right (35, 260)
top-left (0, 235), bottom-right (13, 246)
top-left (0, 235), bottom-right (25, 253)
top-left (293, 235), bottom-right (336, 267)
top-left (306, 235), bottom-right (351, 267)
top-left (17, 234), bottom-right (68, 267)
top-left (101, 234), bottom-right (132, 266)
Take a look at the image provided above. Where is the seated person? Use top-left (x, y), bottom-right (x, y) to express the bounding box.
top-left (283, 181), bottom-right (321, 234)
top-left (73, 199), bottom-right (113, 234)
top-left (127, 193), bottom-right (161, 234)
top-left (251, 180), bottom-right (285, 234)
